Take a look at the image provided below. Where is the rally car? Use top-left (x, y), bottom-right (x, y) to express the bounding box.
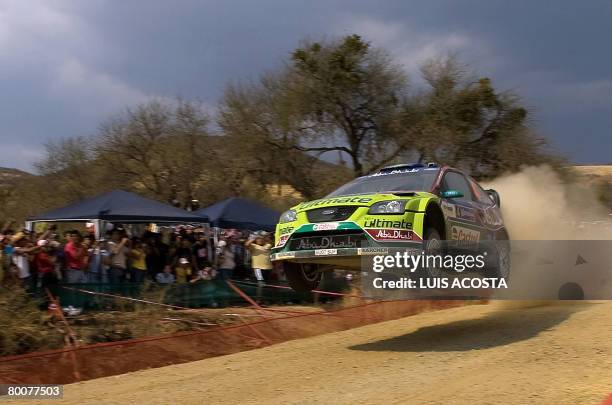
top-left (271, 163), bottom-right (510, 292)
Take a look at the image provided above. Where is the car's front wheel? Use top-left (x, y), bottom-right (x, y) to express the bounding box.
top-left (421, 227), bottom-right (445, 278)
top-left (284, 262), bottom-right (322, 292)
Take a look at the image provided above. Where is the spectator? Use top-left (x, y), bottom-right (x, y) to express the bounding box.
top-left (190, 265), bottom-right (217, 283)
top-left (156, 265), bottom-right (175, 284)
top-left (108, 230), bottom-right (130, 283)
top-left (83, 235), bottom-right (103, 283)
top-left (0, 234), bottom-right (7, 284)
top-left (245, 232), bottom-right (272, 284)
top-left (216, 240), bottom-right (235, 280)
top-left (146, 234), bottom-right (169, 281)
top-left (97, 239), bottom-right (112, 283)
top-left (173, 238), bottom-right (196, 269)
top-left (64, 230), bottom-right (87, 283)
top-left (175, 257), bottom-right (192, 284)
top-left (46, 239), bottom-right (63, 282)
top-left (192, 233), bottom-right (210, 270)
top-left (34, 240), bottom-right (58, 290)
top-left (130, 239), bottom-right (147, 282)
top-left (12, 232), bottom-right (39, 288)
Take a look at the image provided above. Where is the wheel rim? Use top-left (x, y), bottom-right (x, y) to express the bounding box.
top-left (425, 238), bottom-right (444, 277)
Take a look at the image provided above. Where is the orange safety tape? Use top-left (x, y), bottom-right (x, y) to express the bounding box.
top-left (0, 300), bottom-right (385, 363)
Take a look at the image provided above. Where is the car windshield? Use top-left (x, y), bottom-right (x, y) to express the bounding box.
top-left (326, 169), bottom-right (439, 197)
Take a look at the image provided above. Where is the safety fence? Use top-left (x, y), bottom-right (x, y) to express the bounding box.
top-left (52, 277), bottom-right (350, 309)
top-left (0, 281), bottom-right (475, 384)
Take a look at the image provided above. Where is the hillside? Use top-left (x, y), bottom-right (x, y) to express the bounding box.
top-left (572, 164), bottom-right (612, 181)
top-left (0, 167), bottom-right (34, 187)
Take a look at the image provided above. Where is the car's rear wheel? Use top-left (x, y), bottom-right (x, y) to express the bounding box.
top-left (489, 234), bottom-right (511, 280)
top-left (284, 262), bottom-right (322, 292)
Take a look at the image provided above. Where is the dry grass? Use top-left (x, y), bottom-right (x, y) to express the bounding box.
top-left (0, 286), bottom-right (64, 356)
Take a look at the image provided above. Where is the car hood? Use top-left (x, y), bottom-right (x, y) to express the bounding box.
top-left (291, 192), bottom-right (436, 213)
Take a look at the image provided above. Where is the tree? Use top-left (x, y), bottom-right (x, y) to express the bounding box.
top-left (289, 34), bottom-right (409, 177)
top-left (394, 56), bottom-right (561, 178)
top-left (36, 136), bottom-right (98, 199)
top-left (218, 74), bottom-right (351, 200)
top-left (95, 99), bottom-right (216, 206)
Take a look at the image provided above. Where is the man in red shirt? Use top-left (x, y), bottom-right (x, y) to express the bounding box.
top-left (64, 231), bottom-right (87, 283)
top-left (34, 239), bottom-right (58, 290)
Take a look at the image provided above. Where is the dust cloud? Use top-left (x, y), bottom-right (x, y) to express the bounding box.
top-left (484, 165), bottom-right (612, 240)
top-left (483, 166), bottom-right (612, 301)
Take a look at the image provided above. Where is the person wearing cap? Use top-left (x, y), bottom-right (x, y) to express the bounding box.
top-left (34, 240), bottom-right (58, 291)
top-left (245, 232), bottom-right (273, 284)
top-left (172, 237), bottom-right (196, 270)
top-left (216, 239), bottom-right (236, 280)
top-left (174, 257), bottom-right (192, 284)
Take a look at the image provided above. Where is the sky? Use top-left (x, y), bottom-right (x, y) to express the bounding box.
top-left (1, 0), bottom-right (611, 172)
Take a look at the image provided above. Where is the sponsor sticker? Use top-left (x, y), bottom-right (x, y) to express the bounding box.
top-left (369, 168), bottom-right (419, 176)
top-left (279, 226), bottom-right (294, 235)
top-left (363, 218), bottom-right (412, 229)
top-left (275, 234), bottom-right (290, 247)
top-left (456, 206), bottom-right (477, 222)
top-left (294, 235), bottom-right (362, 250)
top-left (365, 228), bottom-right (422, 242)
top-left (483, 209), bottom-right (502, 226)
top-left (315, 249), bottom-right (338, 256)
top-left (441, 201), bottom-right (457, 218)
top-left (313, 222), bottom-right (340, 231)
top-left (357, 247), bottom-right (390, 255)
top-left (274, 252), bottom-right (296, 259)
top-left (297, 196), bottom-right (372, 210)
top-left (451, 225), bottom-right (480, 241)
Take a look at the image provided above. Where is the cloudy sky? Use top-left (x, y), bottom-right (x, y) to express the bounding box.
top-left (1, 0), bottom-right (611, 171)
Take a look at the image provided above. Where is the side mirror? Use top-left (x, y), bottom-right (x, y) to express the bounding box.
top-left (486, 189), bottom-right (501, 207)
top-left (440, 190), bottom-right (464, 199)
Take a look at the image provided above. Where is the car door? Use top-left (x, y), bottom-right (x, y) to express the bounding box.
top-left (467, 176), bottom-right (503, 239)
top-left (439, 171), bottom-right (485, 243)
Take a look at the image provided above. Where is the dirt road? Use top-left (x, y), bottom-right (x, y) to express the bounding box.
top-left (28, 301), bottom-right (612, 404)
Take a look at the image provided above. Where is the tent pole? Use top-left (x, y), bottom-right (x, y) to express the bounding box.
top-left (95, 220), bottom-right (105, 240)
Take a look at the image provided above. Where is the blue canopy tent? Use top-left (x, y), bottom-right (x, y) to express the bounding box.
top-left (27, 190), bottom-right (207, 238)
top-left (194, 197), bottom-right (280, 231)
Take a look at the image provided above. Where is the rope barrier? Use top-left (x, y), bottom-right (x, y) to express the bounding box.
top-left (231, 279), bottom-right (375, 299)
top-left (0, 286), bottom-right (387, 364)
top-left (59, 286), bottom-right (196, 311)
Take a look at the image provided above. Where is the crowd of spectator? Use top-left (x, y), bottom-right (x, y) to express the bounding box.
top-left (0, 221), bottom-right (277, 293)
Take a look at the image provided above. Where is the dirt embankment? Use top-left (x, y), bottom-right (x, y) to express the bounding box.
top-left (19, 301), bottom-right (612, 405)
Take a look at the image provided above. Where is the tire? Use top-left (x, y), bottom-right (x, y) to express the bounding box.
top-left (488, 235), bottom-right (511, 280)
top-left (558, 282), bottom-right (584, 300)
top-left (421, 227), bottom-right (444, 278)
top-left (284, 262), bottom-right (322, 292)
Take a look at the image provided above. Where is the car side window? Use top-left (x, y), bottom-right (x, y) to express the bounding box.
top-left (469, 178), bottom-right (494, 205)
top-left (442, 172), bottom-right (473, 201)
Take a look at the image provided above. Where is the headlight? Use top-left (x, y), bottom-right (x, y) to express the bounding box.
top-left (279, 209), bottom-right (297, 223)
top-left (368, 200), bottom-right (406, 214)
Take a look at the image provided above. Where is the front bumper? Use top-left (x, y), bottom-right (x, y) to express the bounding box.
top-left (271, 246), bottom-right (392, 261)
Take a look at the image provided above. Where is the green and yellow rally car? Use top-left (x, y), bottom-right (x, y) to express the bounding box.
top-left (271, 163), bottom-right (510, 292)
